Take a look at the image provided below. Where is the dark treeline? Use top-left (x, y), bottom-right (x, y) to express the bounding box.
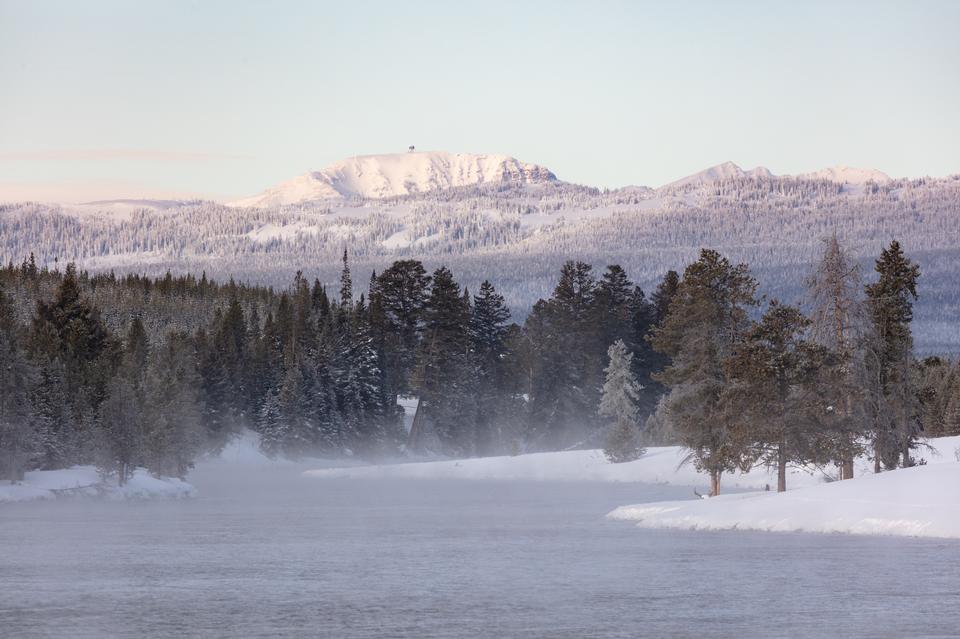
top-left (1, 239), bottom-right (959, 487)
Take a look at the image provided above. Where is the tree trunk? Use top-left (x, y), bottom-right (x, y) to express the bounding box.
top-left (841, 455), bottom-right (854, 480)
top-left (777, 443), bottom-right (787, 492)
top-left (874, 443), bottom-right (881, 473)
top-left (902, 441), bottom-right (912, 468)
top-left (841, 391), bottom-right (854, 479)
top-left (709, 469), bottom-right (721, 497)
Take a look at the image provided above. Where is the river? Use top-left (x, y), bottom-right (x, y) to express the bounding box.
top-left (2, 460), bottom-right (959, 638)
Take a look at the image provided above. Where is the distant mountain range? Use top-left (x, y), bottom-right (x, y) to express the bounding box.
top-left (1, 151), bottom-right (956, 353)
top-left (226, 152), bottom-right (895, 208)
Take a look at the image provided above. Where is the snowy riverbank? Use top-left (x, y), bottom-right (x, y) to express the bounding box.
top-left (0, 466), bottom-right (196, 504)
top-left (607, 436), bottom-right (960, 539)
top-left (608, 460), bottom-right (960, 539)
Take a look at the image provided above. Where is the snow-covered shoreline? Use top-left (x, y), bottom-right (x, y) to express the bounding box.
top-left (606, 436), bottom-right (960, 539)
top-left (0, 466), bottom-right (196, 504)
top-left (607, 461), bottom-right (960, 539)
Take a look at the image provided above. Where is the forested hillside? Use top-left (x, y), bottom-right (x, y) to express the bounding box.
top-left (3, 172), bottom-right (958, 353)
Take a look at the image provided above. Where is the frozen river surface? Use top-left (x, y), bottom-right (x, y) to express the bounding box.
top-left (2, 461), bottom-right (959, 638)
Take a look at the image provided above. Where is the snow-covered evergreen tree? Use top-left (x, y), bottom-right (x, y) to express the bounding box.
top-left (599, 340), bottom-right (644, 463)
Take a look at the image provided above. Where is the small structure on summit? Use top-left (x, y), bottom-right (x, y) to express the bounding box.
top-left (408, 145), bottom-right (415, 153)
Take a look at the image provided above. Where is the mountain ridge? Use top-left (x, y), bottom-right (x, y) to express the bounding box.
top-left (229, 151), bottom-right (557, 207)
top-left (227, 152), bottom-right (900, 208)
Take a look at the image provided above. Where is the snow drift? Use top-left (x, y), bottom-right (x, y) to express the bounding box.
top-left (0, 466), bottom-right (196, 503)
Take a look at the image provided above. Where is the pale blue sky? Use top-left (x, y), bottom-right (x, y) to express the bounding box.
top-left (1, 0), bottom-right (958, 201)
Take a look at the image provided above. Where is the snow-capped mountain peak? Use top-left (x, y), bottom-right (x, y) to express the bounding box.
top-left (229, 151), bottom-right (557, 207)
top-left (662, 161), bottom-right (773, 189)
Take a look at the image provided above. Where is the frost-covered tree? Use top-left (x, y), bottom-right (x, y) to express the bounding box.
top-left (599, 340), bottom-right (644, 463)
top-left (257, 386), bottom-right (285, 458)
top-left (805, 234), bottom-right (868, 479)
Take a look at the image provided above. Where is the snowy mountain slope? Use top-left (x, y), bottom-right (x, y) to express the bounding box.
top-left (797, 165), bottom-right (891, 184)
top-left (59, 199), bottom-right (195, 221)
top-left (660, 162), bottom-right (889, 190)
top-left (229, 152), bottom-right (557, 207)
top-left (662, 161), bottom-right (774, 189)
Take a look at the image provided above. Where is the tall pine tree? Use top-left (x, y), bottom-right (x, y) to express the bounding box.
top-left (864, 240), bottom-right (921, 470)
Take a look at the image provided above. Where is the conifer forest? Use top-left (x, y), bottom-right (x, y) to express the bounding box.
top-left (3, 239), bottom-right (955, 493)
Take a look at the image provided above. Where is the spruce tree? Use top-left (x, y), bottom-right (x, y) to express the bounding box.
top-left (257, 385), bottom-right (286, 458)
top-left (99, 375), bottom-right (141, 485)
top-left (30, 263), bottom-right (114, 464)
top-left (596, 265), bottom-right (634, 349)
top-left (375, 260), bottom-right (430, 396)
top-left (723, 302), bottom-right (834, 491)
top-left (599, 340), bottom-right (644, 463)
top-left (650, 250), bottom-right (758, 496)
top-left (651, 270), bottom-right (680, 326)
top-left (339, 249), bottom-right (353, 310)
top-left (142, 332), bottom-right (204, 477)
top-left (524, 261), bottom-right (600, 449)
top-left (470, 280), bottom-right (512, 455)
top-left (864, 240), bottom-right (921, 470)
top-left (412, 267), bottom-right (473, 455)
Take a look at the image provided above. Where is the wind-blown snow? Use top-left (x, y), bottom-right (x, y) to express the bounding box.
top-left (0, 466), bottom-right (196, 503)
top-left (230, 151), bottom-right (557, 207)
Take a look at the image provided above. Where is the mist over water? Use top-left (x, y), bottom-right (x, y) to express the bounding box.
top-left (3, 460), bottom-right (959, 638)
